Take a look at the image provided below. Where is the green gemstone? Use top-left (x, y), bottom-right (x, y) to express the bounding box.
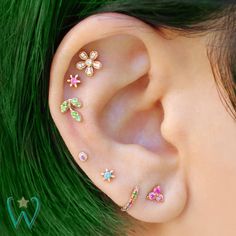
top-left (60, 101), bottom-right (69, 113)
top-left (70, 110), bottom-right (82, 122)
top-left (71, 98), bottom-right (82, 108)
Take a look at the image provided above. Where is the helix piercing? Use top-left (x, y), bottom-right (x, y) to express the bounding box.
top-left (60, 97), bottom-right (83, 122)
top-left (76, 50), bottom-right (102, 77)
top-left (121, 186), bottom-right (139, 212)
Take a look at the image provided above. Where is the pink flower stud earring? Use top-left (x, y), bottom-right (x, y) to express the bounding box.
top-left (67, 74), bottom-right (81, 88)
top-left (76, 50), bottom-right (102, 77)
top-left (146, 185), bottom-right (164, 203)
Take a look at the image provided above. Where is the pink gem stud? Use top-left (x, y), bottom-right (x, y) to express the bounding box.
top-left (67, 74), bottom-right (81, 88)
top-left (78, 151), bottom-right (88, 162)
top-left (146, 185), bottom-right (164, 203)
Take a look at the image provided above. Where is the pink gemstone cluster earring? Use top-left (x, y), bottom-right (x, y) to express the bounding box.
top-left (146, 185), bottom-right (164, 203)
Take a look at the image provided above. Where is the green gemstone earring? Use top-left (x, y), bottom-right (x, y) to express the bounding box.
top-left (60, 97), bottom-right (83, 122)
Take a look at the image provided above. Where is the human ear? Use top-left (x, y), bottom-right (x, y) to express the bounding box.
top-left (49, 13), bottom-right (187, 223)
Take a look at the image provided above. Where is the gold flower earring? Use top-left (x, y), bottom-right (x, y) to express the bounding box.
top-left (76, 50), bottom-right (102, 77)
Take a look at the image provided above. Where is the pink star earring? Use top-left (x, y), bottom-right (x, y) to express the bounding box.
top-left (76, 50), bottom-right (102, 77)
top-left (67, 74), bottom-right (81, 88)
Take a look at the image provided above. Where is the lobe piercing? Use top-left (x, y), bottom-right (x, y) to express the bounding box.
top-left (146, 185), bottom-right (164, 203)
top-left (76, 50), bottom-right (102, 77)
top-left (121, 186), bottom-right (139, 212)
top-left (67, 74), bottom-right (81, 88)
top-left (78, 151), bottom-right (88, 162)
top-left (101, 169), bottom-right (115, 182)
top-left (60, 98), bottom-right (83, 122)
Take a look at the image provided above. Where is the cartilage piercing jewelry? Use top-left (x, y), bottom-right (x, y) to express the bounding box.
top-left (78, 151), bottom-right (88, 162)
top-left (67, 74), bottom-right (81, 88)
top-left (101, 169), bottom-right (115, 182)
top-left (146, 185), bottom-right (164, 203)
top-left (60, 97), bottom-right (83, 122)
top-left (121, 186), bottom-right (139, 212)
top-left (76, 50), bottom-right (102, 77)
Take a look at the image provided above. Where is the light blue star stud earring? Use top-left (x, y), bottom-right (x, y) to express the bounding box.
top-left (101, 169), bottom-right (115, 182)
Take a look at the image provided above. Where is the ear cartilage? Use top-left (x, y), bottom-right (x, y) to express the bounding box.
top-left (101, 169), bottom-right (115, 182)
top-left (121, 186), bottom-right (139, 212)
top-left (76, 50), bottom-right (102, 77)
top-left (67, 74), bottom-right (81, 88)
top-left (146, 185), bottom-right (164, 203)
top-left (60, 98), bottom-right (83, 122)
top-left (78, 151), bottom-right (88, 162)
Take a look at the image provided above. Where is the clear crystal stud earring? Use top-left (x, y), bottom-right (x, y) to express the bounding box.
top-left (76, 50), bottom-right (102, 77)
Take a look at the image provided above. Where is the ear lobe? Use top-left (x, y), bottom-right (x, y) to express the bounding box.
top-left (49, 13), bottom-right (187, 223)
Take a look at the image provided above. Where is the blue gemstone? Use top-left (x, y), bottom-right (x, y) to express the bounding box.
top-left (104, 171), bottom-right (112, 180)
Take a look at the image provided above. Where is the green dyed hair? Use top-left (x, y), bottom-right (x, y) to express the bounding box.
top-left (0, 0), bottom-right (235, 235)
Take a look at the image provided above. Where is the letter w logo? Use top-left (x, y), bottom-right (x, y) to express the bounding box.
top-left (7, 196), bottom-right (40, 229)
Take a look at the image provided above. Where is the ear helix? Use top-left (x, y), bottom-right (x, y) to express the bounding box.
top-left (60, 48), bottom-right (165, 213)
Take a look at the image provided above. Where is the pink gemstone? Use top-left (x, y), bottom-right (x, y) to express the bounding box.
top-left (79, 152), bottom-right (88, 162)
top-left (156, 194), bottom-right (164, 202)
top-left (148, 192), bottom-right (156, 200)
top-left (71, 78), bottom-right (78, 85)
top-left (153, 186), bottom-right (161, 194)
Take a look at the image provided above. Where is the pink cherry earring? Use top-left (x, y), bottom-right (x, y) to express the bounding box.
top-left (146, 185), bottom-right (164, 203)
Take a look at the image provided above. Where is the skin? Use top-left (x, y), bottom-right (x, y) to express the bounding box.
top-left (49, 13), bottom-right (236, 236)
